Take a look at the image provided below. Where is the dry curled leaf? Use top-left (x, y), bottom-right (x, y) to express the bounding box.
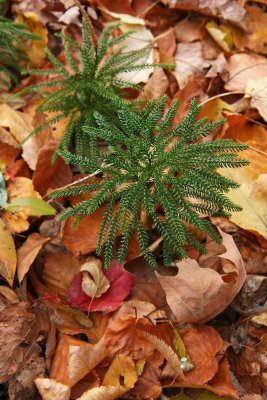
top-left (80, 260), bottom-right (110, 299)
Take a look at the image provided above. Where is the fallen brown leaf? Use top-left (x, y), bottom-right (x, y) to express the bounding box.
top-left (32, 141), bottom-right (72, 196)
top-left (17, 232), bottom-right (50, 283)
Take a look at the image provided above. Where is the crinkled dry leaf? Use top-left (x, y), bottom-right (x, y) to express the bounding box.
top-left (102, 354), bottom-right (137, 388)
top-left (69, 338), bottom-right (108, 386)
top-left (35, 378), bottom-right (70, 400)
top-left (17, 232), bottom-right (50, 283)
top-left (81, 260), bottom-right (110, 299)
top-left (252, 174), bottom-right (267, 196)
top-left (155, 230), bottom-right (245, 322)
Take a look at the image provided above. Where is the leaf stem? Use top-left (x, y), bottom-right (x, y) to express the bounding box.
top-left (73, 0), bottom-right (98, 49)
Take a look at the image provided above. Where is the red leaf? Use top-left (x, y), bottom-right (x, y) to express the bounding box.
top-left (67, 260), bottom-right (135, 312)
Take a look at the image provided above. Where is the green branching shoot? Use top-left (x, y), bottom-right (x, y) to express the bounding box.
top-left (50, 96), bottom-right (249, 269)
top-left (18, 12), bottom-right (172, 158)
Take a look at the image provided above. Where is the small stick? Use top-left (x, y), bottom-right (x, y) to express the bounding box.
top-left (73, 0), bottom-right (98, 49)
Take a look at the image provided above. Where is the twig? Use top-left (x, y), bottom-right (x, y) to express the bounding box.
top-left (73, 0), bottom-right (98, 49)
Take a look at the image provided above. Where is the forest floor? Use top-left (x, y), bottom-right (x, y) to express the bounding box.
top-left (0, 0), bottom-right (266, 399)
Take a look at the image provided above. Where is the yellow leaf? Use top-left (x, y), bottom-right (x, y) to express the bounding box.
top-left (205, 21), bottom-right (233, 52)
top-left (218, 167), bottom-right (267, 239)
top-left (15, 12), bottom-right (47, 68)
top-left (135, 359), bottom-right (146, 377)
top-left (251, 312), bottom-right (267, 326)
top-left (81, 259), bottom-right (110, 298)
top-left (0, 219), bottom-right (16, 286)
top-left (103, 354), bottom-right (137, 388)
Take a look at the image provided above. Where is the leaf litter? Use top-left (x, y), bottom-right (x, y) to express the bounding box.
top-left (0, 0), bottom-right (267, 399)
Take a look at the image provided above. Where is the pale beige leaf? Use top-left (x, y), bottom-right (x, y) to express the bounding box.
top-left (140, 331), bottom-right (184, 380)
top-left (17, 233), bottom-right (50, 283)
top-left (252, 174), bottom-right (267, 196)
top-left (110, 300), bottom-right (166, 325)
top-left (103, 13), bottom-right (153, 84)
top-left (0, 219), bottom-right (16, 286)
top-left (102, 354), bottom-right (137, 388)
top-left (155, 230), bottom-right (245, 323)
top-left (174, 42), bottom-right (211, 89)
top-left (77, 385), bottom-right (129, 400)
top-left (245, 76), bottom-right (267, 122)
top-left (81, 259), bottom-right (110, 298)
top-left (35, 378), bottom-right (70, 400)
top-left (224, 53), bottom-right (267, 91)
top-left (69, 338), bottom-right (108, 386)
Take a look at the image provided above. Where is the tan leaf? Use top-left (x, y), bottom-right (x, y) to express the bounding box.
top-left (81, 259), bottom-right (110, 299)
top-left (155, 230), bottom-right (245, 322)
top-left (17, 233), bottom-right (50, 283)
top-left (109, 300), bottom-right (166, 325)
top-left (141, 330), bottom-right (184, 380)
top-left (103, 12), bottom-right (154, 84)
top-left (245, 76), bottom-right (267, 122)
top-left (69, 338), bottom-right (108, 386)
top-left (0, 103), bottom-right (32, 144)
top-left (174, 42), bottom-right (211, 89)
top-left (102, 354), bottom-right (137, 388)
top-left (76, 385), bottom-right (129, 400)
top-left (35, 378), bottom-right (70, 400)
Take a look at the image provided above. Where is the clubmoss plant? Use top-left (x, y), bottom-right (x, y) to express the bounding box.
top-left (0, 4), bottom-right (40, 86)
top-left (50, 96), bottom-right (249, 269)
top-left (18, 1), bottom-right (171, 158)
